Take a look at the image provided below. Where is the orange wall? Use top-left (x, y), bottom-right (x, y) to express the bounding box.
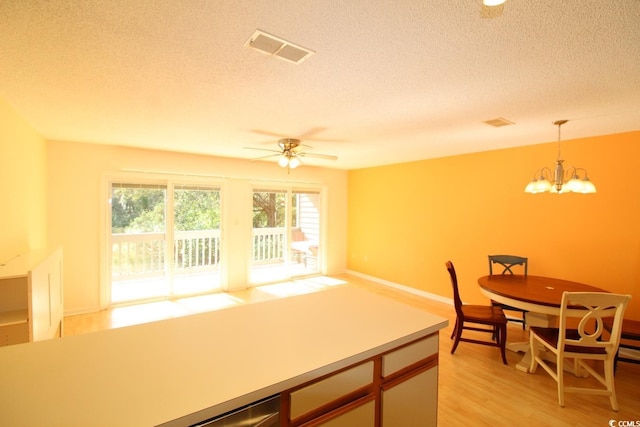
top-left (3, 96), bottom-right (638, 319)
top-left (347, 131), bottom-right (640, 320)
top-left (0, 99), bottom-right (47, 262)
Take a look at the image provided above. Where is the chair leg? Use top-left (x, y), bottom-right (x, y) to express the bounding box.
top-left (557, 355), bottom-right (565, 407)
top-left (499, 324), bottom-right (508, 365)
top-left (529, 334), bottom-right (539, 373)
top-left (451, 318), bottom-right (459, 340)
top-left (451, 321), bottom-right (463, 354)
top-left (604, 358), bottom-right (619, 411)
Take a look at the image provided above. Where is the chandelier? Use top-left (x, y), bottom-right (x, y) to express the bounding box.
top-left (524, 120), bottom-right (596, 194)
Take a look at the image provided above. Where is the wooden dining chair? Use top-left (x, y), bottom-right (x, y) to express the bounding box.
top-left (529, 292), bottom-right (632, 410)
top-left (446, 261), bottom-right (508, 364)
top-left (603, 317), bottom-right (640, 372)
top-left (488, 254), bottom-right (528, 329)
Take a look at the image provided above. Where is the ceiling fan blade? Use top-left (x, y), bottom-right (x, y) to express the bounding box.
top-left (251, 153), bottom-right (281, 160)
top-left (304, 137), bottom-right (348, 143)
top-left (245, 138), bottom-right (338, 165)
top-left (297, 127), bottom-right (327, 140)
top-left (250, 127), bottom-right (346, 143)
top-left (249, 129), bottom-right (289, 139)
top-left (243, 146), bottom-right (281, 153)
top-left (297, 152), bottom-right (338, 161)
top-left (298, 128), bottom-right (347, 143)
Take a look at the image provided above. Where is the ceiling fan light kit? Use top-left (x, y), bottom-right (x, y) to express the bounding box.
top-left (277, 138), bottom-right (302, 171)
top-left (483, 0), bottom-right (506, 6)
top-left (524, 120), bottom-right (597, 195)
top-left (244, 137), bottom-right (338, 173)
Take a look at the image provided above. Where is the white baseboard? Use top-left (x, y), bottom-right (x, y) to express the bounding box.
top-left (64, 306), bottom-right (102, 317)
top-left (345, 270), bottom-right (453, 306)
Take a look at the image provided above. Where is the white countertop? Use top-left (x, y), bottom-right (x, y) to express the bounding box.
top-left (0, 248), bottom-right (51, 279)
top-left (0, 285), bottom-right (447, 426)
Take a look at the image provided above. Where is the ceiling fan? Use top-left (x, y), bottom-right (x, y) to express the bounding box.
top-left (480, 0), bottom-right (506, 19)
top-left (244, 138), bottom-right (338, 173)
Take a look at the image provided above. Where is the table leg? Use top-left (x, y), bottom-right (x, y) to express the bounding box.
top-left (511, 312), bottom-right (557, 373)
top-left (509, 312), bottom-right (585, 375)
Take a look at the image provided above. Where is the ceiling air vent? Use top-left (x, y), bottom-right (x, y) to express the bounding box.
top-left (484, 117), bottom-right (515, 127)
top-left (244, 29), bottom-right (314, 64)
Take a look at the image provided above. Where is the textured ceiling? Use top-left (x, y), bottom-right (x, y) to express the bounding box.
top-left (1, 0), bottom-right (639, 170)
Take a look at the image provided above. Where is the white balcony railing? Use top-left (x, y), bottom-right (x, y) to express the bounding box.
top-left (111, 227), bottom-right (288, 281)
top-left (111, 232), bottom-right (166, 280)
top-left (252, 227), bottom-right (286, 264)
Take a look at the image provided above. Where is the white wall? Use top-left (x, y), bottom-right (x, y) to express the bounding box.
top-left (47, 140), bottom-right (348, 314)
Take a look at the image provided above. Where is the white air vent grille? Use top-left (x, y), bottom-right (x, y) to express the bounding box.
top-left (244, 30), bottom-right (314, 64)
top-left (484, 117), bottom-right (515, 127)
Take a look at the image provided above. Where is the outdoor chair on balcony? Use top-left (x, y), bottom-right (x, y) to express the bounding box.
top-left (290, 228), bottom-right (318, 265)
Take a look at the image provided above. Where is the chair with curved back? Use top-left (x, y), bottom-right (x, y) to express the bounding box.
top-left (446, 261), bottom-right (508, 364)
top-left (529, 292), bottom-right (631, 410)
top-left (489, 254), bottom-right (528, 329)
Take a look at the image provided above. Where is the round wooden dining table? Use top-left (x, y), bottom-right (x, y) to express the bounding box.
top-left (477, 274), bottom-right (607, 372)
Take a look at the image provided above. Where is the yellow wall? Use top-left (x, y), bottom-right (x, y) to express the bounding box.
top-left (0, 99), bottom-right (47, 262)
top-left (348, 131), bottom-right (640, 320)
top-left (47, 140), bottom-right (348, 313)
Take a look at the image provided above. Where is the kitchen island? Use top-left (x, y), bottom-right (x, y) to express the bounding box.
top-left (0, 284), bottom-right (447, 426)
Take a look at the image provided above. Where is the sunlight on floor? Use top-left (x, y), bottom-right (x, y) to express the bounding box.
top-left (176, 293), bottom-right (244, 314)
top-left (110, 301), bottom-right (187, 328)
top-left (256, 276), bottom-right (346, 297)
top-left (101, 276), bottom-right (347, 330)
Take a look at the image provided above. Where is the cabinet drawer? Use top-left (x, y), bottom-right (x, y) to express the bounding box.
top-left (382, 334), bottom-right (438, 377)
top-left (302, 397), bottom-right (375, 427)
top-left (290, 361), bottom-right (373, 419)
top-left (382, 367), bottom-right (437, 426)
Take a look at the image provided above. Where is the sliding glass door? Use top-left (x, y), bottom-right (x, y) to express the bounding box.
top-left (110, 183), bottom-right (168, 303)
top-left (249, 188), bottom-right (321, 285)
top-left (109, 182), bottom-right (221, 304)
top-left (106, 177), bottom-right (324, 304)
top-left (172, 185), bottom-right (221, 296)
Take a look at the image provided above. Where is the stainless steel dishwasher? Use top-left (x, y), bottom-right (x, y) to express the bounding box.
top-left (190, 394), bottom-right (280, 427)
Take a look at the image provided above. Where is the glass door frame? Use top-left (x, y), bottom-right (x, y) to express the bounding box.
top-left (103, 174), bottom-right (223, 307)
top-left (248, 185), bottom-right (323, 286)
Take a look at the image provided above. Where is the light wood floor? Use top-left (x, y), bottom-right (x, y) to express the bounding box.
top-left (64, 274), bottom-right (640, 426)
